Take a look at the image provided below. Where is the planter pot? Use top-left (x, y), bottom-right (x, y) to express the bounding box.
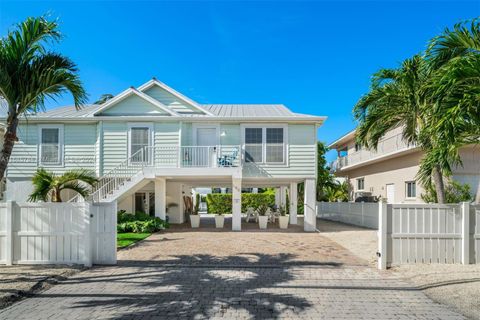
top-left (215, 215), bottom-right (225, 228)
top-left (190, 215), bottom-right (200, 228)
top-left (258, 216), bottom-right (268, 229)
top-left (279, 216), bottom-right (289, 229)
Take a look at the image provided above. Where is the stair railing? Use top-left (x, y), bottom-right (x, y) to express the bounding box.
top-left (68, 146), bottom-right (151, 203)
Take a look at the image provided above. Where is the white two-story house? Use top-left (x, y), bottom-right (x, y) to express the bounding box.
top-left (5, 79), bottom-right (325, 231)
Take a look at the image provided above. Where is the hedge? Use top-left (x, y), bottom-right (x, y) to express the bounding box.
top-left (206, 193), bottom-right (275, 214)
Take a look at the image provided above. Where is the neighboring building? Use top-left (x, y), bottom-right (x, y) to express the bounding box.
top-left (4, 79), bottom-right (325, 231)
top-left (329, 127), bottom-right (480, 203)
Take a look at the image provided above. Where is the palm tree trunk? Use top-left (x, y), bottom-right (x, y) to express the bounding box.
top-left (432, 165), bottom-right (446, 204)
top-left (0, 115), bottom-right (19, 181)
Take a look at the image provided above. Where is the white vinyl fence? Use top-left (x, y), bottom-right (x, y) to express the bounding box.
top-left (317, 201), bottom-right (479, 269)
top-left (0, 201), bottom-right (117, 267)
top-left (317, 202), bottom-right (378, 229)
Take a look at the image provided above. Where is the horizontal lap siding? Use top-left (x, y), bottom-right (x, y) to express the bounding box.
top-left (144, 86), bottom-right (200, 113)
top-left (155, 123), bottom-right (180, 167)
top-left (242, 124), bottom-right (316, 178)
top-left (102, 122), bottom-right (128, 173)
top-left (7, 124), bottom-right (96, 178)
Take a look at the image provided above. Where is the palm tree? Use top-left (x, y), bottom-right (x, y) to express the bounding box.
top-left (353, 55), bottom-right (448, 203)
top-left (425, 19), bottom-right (480, 201)
top-left (29, 168), bottom-right (97, 202)
top-left (0, 16), bottom-right (87, 180)
top-left (94, 93), bottom-right (114, 104)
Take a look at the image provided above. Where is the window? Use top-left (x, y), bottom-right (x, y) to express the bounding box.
top-left (406, 181), bottom-right (416, 198)
top-left (266, 128), bottom-right (284, 163)
top-left (357, 178), bottom-right (365, 190)
top-left (355, 142), bottom-right (362, 152)
top-left (129, 125), bottom-right (151, 163)
top-left (39, 126), bottom-right (63, 165)
top-left (245, 128), bottom-right (263, 163)
top-left (244, 126), bottom-right (285, 164)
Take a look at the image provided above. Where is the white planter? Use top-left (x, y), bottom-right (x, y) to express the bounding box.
top-left (279, 216), bottom-right (289, 229)
top-left (190, 215), bottom-right (200, 228)
top-left (258, 216), bottom-right (268, 229)
top-left (215, 215), bottom-right (225, 228)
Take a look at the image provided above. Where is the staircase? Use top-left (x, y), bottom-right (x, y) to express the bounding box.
top-left (69, 148), bottom-right (152, 203)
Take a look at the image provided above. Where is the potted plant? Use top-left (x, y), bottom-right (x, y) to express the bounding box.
top-left (190, 208), bottom-right (200, 228)
top-left (214, 212), bottom-right (225, 228)
top-left (257, 204), bottom-right (269, 229)
top-left (278, 205), bottom-right (289, 229)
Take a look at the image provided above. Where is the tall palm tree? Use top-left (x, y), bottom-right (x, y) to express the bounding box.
top-left (425, 19), bottom-right (480, 201)
top-left (29, 168), bottom-right (97, 202)
top-left (0, 16), bottom-right (87, 180)
top-left (94, 93), bottom-right (114, 104)
top-left (353, 55), bottom-right (448, 203)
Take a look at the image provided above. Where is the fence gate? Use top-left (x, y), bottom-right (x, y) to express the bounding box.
top-left (90, 202), bottom-right (117, 265)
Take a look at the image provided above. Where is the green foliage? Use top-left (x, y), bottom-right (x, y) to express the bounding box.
top-left (206, 193), bottom-right (275, 214)
top-left (421, 181), bottom-right (472, 203)
top-left (194, 193), bottom-right (200, 214)
top-left (117, 233), bottom-right (151, 248)
top-left (117, 211), bottom-right (169, 233)
top-left (257, 204), bottom-right (269, 216)
top-left (278, 205), bottom-right (287, 216)
top-left (322, 181), bottom-right (349, 202)
top-left (29, 168), bottom-right (97, 202)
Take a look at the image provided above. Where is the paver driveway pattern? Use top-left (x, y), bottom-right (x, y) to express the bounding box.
top-left (0, 220), bottom-right (465, 320)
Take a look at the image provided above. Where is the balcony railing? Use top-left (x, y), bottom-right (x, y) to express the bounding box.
top-left (331, 133), bottom-right (416, 171)
top-left (133, 145), bottom-right (241, 168)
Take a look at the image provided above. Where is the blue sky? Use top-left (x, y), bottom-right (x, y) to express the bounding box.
top-left (1, 1), bottom-right (479, 162)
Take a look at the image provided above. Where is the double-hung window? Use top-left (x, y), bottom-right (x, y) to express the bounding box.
top-left (357, 178), bottom-right (365, 191)
top-left (129, 124), bottom-right (152, 164)
top-left (406, 181), bottom-right (416, 198)
top-left (39, 125), bottom-right (63, 166)
top-left (244, 126), bottom-right (286, 164)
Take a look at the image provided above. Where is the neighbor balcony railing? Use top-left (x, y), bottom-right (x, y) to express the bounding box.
top-left (330, 132), bottom-right (417, 171)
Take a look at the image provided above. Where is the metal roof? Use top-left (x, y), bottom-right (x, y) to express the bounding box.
top-left (24, 104), bottom-right (322, 120)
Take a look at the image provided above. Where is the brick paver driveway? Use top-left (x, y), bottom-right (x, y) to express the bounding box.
top-left (0, 218), bottom-right (465, 319)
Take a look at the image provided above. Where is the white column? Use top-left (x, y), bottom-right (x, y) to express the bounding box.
top-left (461, 202), bottom-right (470, 265)
top-left (275, 188), bottom-right (281, 207)
top-left (303, 178), bottom-right (316, 232)
top-left (154, 178), bottom-right (166, 220)
top-left (232, 178), bottom-right (242, 231)
top-left (378, 201), bottom-right (388, 270)
top-left (280, 186), bottom-right (287, 208)
top-left (289, 182), bottom-right (298, 225)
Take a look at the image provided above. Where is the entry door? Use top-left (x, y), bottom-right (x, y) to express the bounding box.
top-left (196, 128), bottom-right (217, 167)
top-left (196, 128), bottom-right (217, 146)
top-left (386, 184), bottom-right (395, 204)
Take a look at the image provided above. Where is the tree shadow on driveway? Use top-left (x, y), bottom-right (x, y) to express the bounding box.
top-left (60, 253), bottom-right (343, 319)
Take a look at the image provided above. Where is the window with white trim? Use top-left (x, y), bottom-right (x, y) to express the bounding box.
top-left (357, 178), bottom-right (365, 190)
top-left (39, 126), bottom-right (62, 165)
top-left (244, 126), bottom-right (285, 164)
top-left (129, 126), bottom-right (150, 163)
top-left (406, 181), bottom-right (416, 198)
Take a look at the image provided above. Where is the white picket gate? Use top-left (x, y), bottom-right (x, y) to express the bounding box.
top-left (317, 201), bottom-right (378, 229)
top-left (0, 201), bottom-right (116, 266)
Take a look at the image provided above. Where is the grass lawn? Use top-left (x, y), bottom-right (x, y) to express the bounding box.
top-left (117, 233), bottom-right (151, 248)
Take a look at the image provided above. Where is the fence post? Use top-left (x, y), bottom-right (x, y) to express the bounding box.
top-left (377, 201), bottom-right (388, 270)
top-left (84, 202), bottom-right (93, 267)
top-left (461, 202), bottom-right (470, 265)
top-left (5, 200), bottom-right (13, 266)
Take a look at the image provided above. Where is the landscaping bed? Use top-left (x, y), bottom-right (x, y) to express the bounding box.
top-left (117, 211), bottom-right (169, 249)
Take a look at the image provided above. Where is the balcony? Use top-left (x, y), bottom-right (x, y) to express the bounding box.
top-left (330, 132), bottom-right (417, 171)
top-left (130, 145), bottom-right (242, 168)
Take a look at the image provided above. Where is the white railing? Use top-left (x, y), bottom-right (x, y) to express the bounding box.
top-left (69, 145), bottom-right (241, 203)
top-left (331, 132), bottom-right (417, 170)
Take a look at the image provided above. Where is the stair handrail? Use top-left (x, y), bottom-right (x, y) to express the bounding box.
top-left (68, 146), bottom-right (151, 203)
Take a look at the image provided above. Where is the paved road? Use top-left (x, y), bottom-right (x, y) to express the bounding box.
top-left (0, 224), bottom-right (465, 319)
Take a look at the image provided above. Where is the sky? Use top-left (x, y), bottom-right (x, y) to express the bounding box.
top-left (1, 0), bottom-right (479, 162)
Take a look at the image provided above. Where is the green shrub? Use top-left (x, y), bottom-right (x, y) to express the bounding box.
top-left (117, 211), bottom-right (169, 233)
top-left (421, 181), bottom-right (473, 203)
top-left (206, 193), bottom-right (275, 214)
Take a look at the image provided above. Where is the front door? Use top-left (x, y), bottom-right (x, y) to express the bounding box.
top-left (386, 184), bottom-right (395, 204)
top-left (196, 128), bottom-right (217, 166)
